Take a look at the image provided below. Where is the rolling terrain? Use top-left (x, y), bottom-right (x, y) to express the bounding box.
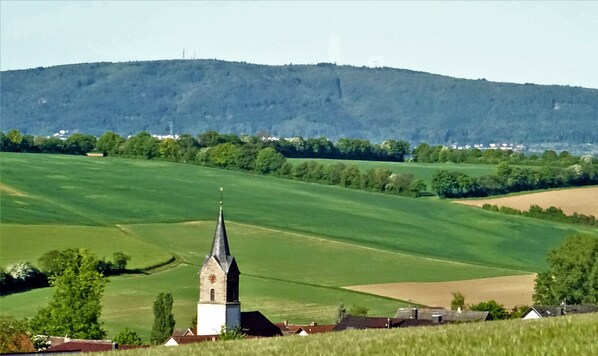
top-left (1, 152), bottom-right (595, 340)
top-left (2, 60), bottom-right (598, 147)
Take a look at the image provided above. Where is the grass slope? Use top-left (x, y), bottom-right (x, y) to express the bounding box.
top-left (105, 314), bottom-right (598, 356)
top-left (289, 158), bottom-right (499, 186)
top-left (2, 153), bottom-right (595, 341)
top-left (0, 222), bottom-right (520, 340)
top-left (0, 224), bottom-right (172, 268)
top-left (2, 153), bottom-right (591, 272)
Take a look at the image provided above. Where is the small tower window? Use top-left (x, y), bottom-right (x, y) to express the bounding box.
top-left (210, 289), bottom-right (215, 301)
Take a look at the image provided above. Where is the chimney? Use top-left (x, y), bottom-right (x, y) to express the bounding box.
top-left (283, 320), bottom-right (288, 327)
top-left (112, 342), bottom-right (118, 350)
top-left (387, 318), bottom-right (391, 329)
top-left (432, 314), bottom-right (442, 324)
top-left (310, 321), bottom-right (317, 326)
top-left (556, 307), bottom-right (563, 316)
top-left (411, 307), bottom-right (418, 319)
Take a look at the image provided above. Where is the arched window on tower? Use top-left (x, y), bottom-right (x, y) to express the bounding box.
top-left (210, 289), bottom-right (215, 302)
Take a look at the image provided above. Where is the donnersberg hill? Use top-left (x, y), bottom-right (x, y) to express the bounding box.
top-left (1, 59), bottom-right (597, 146)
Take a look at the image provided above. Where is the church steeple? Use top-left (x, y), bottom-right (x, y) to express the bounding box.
top-left (197, 189), bottom-right (241, 335)
top-left (208, 205), bottom-right (232, 271)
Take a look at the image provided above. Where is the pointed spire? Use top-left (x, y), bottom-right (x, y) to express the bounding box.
top-left (208, 188), bottom-right (231, 268)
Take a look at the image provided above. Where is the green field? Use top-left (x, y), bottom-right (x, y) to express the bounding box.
top-left (1, 152), bottom-right (595, 341)
top-left (289, 158), bottom-right (500, 186)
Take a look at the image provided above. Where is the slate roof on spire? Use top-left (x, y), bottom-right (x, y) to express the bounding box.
top-left (205, 206), bottom-right (238, 273)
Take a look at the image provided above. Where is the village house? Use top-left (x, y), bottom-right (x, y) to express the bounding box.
top-left (394, 307), bottom-right (489, 322)
top-left (520, 304), bottom-right (598, 320)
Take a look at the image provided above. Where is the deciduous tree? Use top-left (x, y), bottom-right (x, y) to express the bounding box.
top-left (533, 234), bottom-right (598, 304)
top-left (150, 292), bottom-right (175, 345)
top-left (30, 249), bottom-right (107, 339)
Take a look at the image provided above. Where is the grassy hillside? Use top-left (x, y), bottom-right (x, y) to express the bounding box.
top-left (106, 314), bottom-right (598, 356)
top-left (2, 152), bottom-right (595, 340)
top-left (2, 153), bottom-right (590, 271)
top-left (2, 60), bottom-right (597, 146)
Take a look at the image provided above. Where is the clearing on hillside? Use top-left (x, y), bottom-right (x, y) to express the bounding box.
top-left (345, 274), bottom-right (536, 309)
top-left (454, 187), bottom-right (598, 216)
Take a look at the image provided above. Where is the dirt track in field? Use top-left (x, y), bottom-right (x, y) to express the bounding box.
top-left (454, 187), bottom-right (598, 216)
top-left (344, 274), bottom-right (536, 309)
top-left (0, 183), bottom-right (28, 197)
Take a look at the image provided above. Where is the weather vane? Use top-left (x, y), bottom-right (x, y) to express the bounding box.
top-left (220, 187), bottom-right (224, 207)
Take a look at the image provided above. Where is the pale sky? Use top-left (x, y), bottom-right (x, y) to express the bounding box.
top-left (1, 1), bottom-right (597, 88)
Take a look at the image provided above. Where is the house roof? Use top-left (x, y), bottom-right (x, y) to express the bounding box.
top-left (203, 206), bottom-right (239, 273)
top-left (298, 324), bottom-right (336, 334)
top-left (41, 338), bottom-right (146, 353)
top-left (166, 335), bottom-right (218, 345)
top-left (273, 323), bottom-right (303, 336)
top-left (241, 311), bottom-right (283, 337)
top-left (334, 315), bottom-right (449, 331)
top-left (172, 328), bottom-right (195, 337)
top-left (523, 304), bottom-right (598, 318)
top-left (394, 307), bottom-right (489, 322)
top-left (274, 323), bottom-right (335, 335)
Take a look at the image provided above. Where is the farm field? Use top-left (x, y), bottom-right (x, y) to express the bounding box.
top-left (105, 314), bottom-right (598, 356)
top-left (0, 224), bottom-right (172, 268)
top-left (1, 152), bottom-right (596, 341)
top-left (454, 186), bottom-right (598, 216)
top-left (345, 274), bottom-right (537, 309)
top-left (1, 153), bottom-right (589, 271)
top-left (289, 158), bottom-right (499, 186)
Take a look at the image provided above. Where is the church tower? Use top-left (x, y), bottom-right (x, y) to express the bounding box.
top-left (197, 199), bottom-right (241, 335)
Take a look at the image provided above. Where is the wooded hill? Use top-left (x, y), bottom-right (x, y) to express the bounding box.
top-left (2, 60), bottom-right (597, 145)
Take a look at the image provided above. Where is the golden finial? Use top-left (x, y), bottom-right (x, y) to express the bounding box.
top-left (220, 187), bottom-right (224, 208)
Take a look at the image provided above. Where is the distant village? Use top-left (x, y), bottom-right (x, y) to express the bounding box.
top-left (51, 129), bottom-right (526, 152)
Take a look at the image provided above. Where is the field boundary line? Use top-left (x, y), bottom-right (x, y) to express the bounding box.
top-left (224, 220), bottom-right (532, 275)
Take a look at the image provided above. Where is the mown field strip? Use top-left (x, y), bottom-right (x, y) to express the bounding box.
top-left (345, 274), bottom-right (537, 309)
top-left (455, 186), bottom-right (598, 216)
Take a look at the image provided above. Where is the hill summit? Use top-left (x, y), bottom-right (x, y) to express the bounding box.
top-left (1, 60), bottom-right (597, 145)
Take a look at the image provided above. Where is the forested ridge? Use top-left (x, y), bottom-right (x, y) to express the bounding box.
top-left (2, 59), bottom-right (597, 146)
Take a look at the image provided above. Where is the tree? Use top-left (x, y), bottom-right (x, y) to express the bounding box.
top-left (64, 133), bottom-right (96, 155)
top-left (150, 292), bottom-right (175, 345)
top-left (0, 315), bottom-right (34, 354)
top-left (112, 252), bottom-right (131, 271)
top-left (533, 234), bottom-right (598, 304)
top-left (38, 250), bottom-right (63, 276)
top-left (336, 303), bottom-right (348, 323)
top-left (96, 131), bottom-right (125, 155)
top-left (348, 304), bottom-right (369, 316)
top-left (30, 249), bottom-right (107, 339)
top-left (255, 147), bottom-right (286, 174)
top-left (469, 300), bottom-right (508, 320)
top-left (112, 328), bottom-right (143, 346)
top-left (450, 292), bottom-right (465, 310)
top-left (218, 325), bottom-right (245, 341)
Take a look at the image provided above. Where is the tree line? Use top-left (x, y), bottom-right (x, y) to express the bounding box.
top-left (2, 129), bottom-right (596, 199)
top-left (482, 204), bottom-right (598, 227)
top-left (0, 249), bottom-right (130, 296)
top-left (431, 162), bottom-right (598, 198)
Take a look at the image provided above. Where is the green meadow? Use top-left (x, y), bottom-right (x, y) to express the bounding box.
top-left (289, 158), bottom-right (499, 186)
top-left (1, 152), bottom-right (594, 341)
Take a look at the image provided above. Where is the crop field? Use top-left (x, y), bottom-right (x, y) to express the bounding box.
top-left (455, 186), bottom-right (598, 216)
top-left (104, 314), bottom-right (598, 356)
top-left (0, 224), bottom-right (172, 269)
top-left (289, 158), bottom-right (498, 186)
top-left (1, 152), bottom-right (595, 341)
top-left (346, 274), bottom-right (537, 309)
